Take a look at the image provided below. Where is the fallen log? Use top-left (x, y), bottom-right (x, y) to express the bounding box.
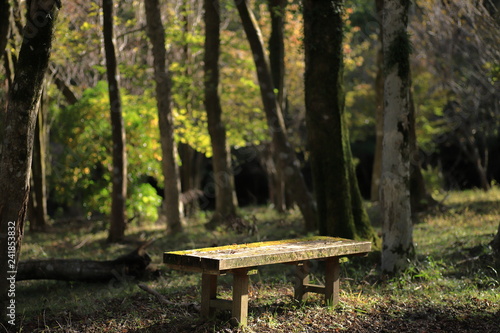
top-left (17, 241), bottom-right (156, 281)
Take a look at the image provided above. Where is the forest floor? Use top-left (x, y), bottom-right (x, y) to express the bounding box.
top-left (10, 188), bottom-right (500, 332)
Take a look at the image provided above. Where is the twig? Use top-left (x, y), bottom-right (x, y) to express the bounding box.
top-left (138, 283), bottom-right (176, 305)
top-left (74, 237), bottom-right (91, 249)
top-left (138, 283), bottom-right (200, 312)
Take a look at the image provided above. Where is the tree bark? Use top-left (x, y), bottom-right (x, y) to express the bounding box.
top-left (303, 0), bottom-right (376, 241)
top-left (16, 246), bottom-right (153, 281)
top-left (0, 0), bottom-right (59, 325)
top-left (144, 0), bottom-right (184, 234)
top-left (51, 68), bottom-right (79, 105)
top-left (268, 0), bottom-right (287, 114)
top-left (204, 0), bottom-right (238, 227)
top-left (381, 0), bottom-right (414, 274)
top-left (370, 0), bottom-right (384, 201)
top-left (29, 84), bottom-right (49, 231)
top-left (103, 0), bottom-right (128, 242)
top-left (235, 0), bottom-right (317, 231)
top-left (268, 0), bottom-right (287, 213)
top-left (178, 143), bottom-right (206, 215)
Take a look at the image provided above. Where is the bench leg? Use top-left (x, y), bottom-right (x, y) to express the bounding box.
top-left (232, 269), bottom-right (249, 326)
top-left (201, 273), bottom-right (218, 318)
top-left (325, 257), bottom-right (340, 305)
top-left (294, 261), bottom-right (311, 301)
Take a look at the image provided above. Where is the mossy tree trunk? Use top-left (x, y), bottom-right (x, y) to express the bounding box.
top-left (103, 0), bottom-right (128, 242)
top-left (303, 0), bottom-right (376, 242)
top-left (235, 0), bottom-right (317, 231)
top-left (204, 0), bottom-right (238, 227)
top-left (144, 0), bottom-right (184, 234)
top-left (0, 0), bottom-right (59, 325)
top-left (381, 0), bottom-right (415, 274)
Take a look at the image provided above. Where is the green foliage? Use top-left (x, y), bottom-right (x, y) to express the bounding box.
top-left (345, 84), bottom-right (376, 141)
top-left (421, 166), bottom-right (445, 197)
top-left (342, 4), bottom-right (379, 142)
top-left (127, 183), bottom-right (162, 225)
top-left (50, 81), bottom-right (162, 218)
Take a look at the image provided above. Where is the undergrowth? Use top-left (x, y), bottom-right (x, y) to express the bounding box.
top-left (8, 188), bottom-right (500, 332)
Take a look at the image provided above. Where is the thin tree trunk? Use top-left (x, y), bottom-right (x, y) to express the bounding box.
top-left (0, 0), bottom-right (59, 325)
top-left (51, 68), bottom-right (79, 105)
top-left (370, 0), bottom-right (384, 201)
top-left (268, 0), bottom-right (287, 213)
top-left (381, 0), bottom-right (414, 275)
top-left (235, 0), bottom-right (317, 231)
top-left (144, 0), bottom-right (184, 233)
top-left (258, 143), bottom-right (284, 211)
top-left (29, 85), bottom-right (49, 231)
top-left (178, 143), bottom-right (205, 215)
top-left (204, 0), bottom-right (238, 227)
top-left (103, 0), bottom-right (128, 242)
top-left (468, 140), bottom-right (490, 191)
top-left (303, 0), bottom-right (376, 241)
top-left (408, 84), bottom-right (438, 213)
top-left (268, 0), bottom-right (287, 114)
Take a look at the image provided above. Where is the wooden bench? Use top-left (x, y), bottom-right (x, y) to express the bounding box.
top-left (164, 236), bottom-right (371, 326)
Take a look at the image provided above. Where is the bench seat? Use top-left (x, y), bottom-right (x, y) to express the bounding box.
top-left (164, 236), bottom-right (371, 326)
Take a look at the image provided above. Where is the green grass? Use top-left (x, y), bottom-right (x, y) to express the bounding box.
top-left (12, 188), bottom-right (500, 332)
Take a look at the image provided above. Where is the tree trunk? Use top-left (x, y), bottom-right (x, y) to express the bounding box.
top-left (16, 245), bottom-right (154, 281)
top-left (408, 85), bottom-right (438, 214)
top-left (235, 0), bottom-right (317, 231)
top-left (380, 0), bottom-right (414, 275)
top-left (370, 0), bottom-right (384, 201)
top-left (469, 138), bottom-right (490, 191)
top-left (258, 143), bottom-right (285, 211)
top-left (144, 0), bottom-right (184, 234)
top-left (303, 0), bottom-right (376, 241)
top-left (267, 0), bottom-right (287, 213)
top-left (268, 0), bottom-right (287, 115)
top-left (29, 85), bottom-right (49, 231)
top-left (178, 143), bottom-right (206, 215)
top-left (0, 0), bottom-right (59, 325)
top-left (204, 0), bottom-right (238, 227)
top-left (51, 68), bottom-right (79, 105)
top-left (103, 0), bottom-right (128, 242)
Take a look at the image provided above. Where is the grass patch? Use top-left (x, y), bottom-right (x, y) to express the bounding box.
top-left (12, 189), bottom-right (500, 332)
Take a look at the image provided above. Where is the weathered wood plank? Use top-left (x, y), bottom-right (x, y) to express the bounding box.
top-left (201, 274), bottom-right (218, 318)
top-left (294, 261), bottom-right (311, 300)
top-left (324, 257), bottom-right (340, 305)
top-left (232, 269), bottom-right (249, 326)
top-left (164, 236), bottom-right (371, 273)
